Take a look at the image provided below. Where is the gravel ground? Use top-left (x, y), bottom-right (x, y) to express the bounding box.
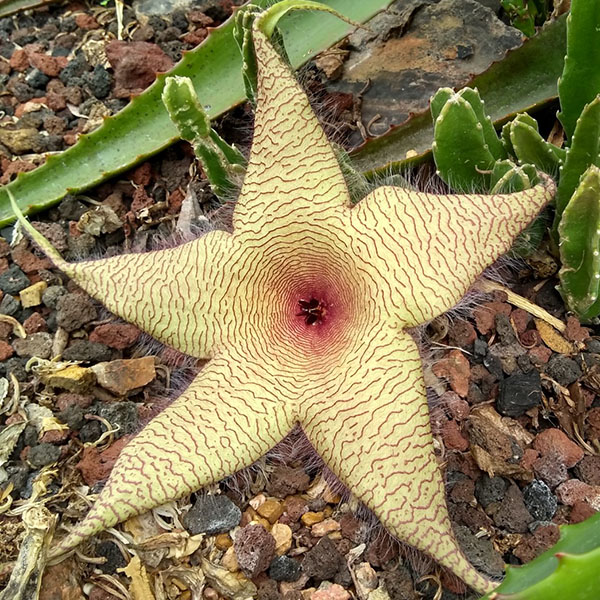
top-left (0, 2), bottom-right (598, 600)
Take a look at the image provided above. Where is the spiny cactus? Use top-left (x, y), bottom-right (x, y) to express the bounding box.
top-left (431, 87), bottom-right (506, 192)
top-left (558, 165), bottom-right (600, 320)
top-left (162, 76), bottom-right (246, 198)
top-left (480, 511), bottom-right (600, 599)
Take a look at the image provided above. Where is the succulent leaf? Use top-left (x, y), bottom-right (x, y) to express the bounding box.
top-left (554, 95), bottom-right (600, 229)
top-left (505, 115), bottom-right (564, 174)
top-left (558, 164), bottom-right (600, 320)
top-left (558, 0), bottom-right (600, 140)
top-left (490, 159), bottom-right (538, 194)
top-left (480, 512), bottom-right (600, 599)
top-left (432, 93), bottom-right (497, 192)
top-left (9, 2), bottom-right (556, 593)
top-left (162, 76), bottom-right (246, 198)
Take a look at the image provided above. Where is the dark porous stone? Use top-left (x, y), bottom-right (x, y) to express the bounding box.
top-left (58, 404), bottom-right (85, 431)
top-left (13, 332), bottom-right (53, 359)
top-left (269, 555), bottom-right (301, 582)
top-left (533, 452), bottom-right (568, 489)
top-left (301, 535), bottom-right (343, 581)
top-left (382, 566), bottom-right (418, 600)
top-left (492, 484), bottom-right (533, 533)
top-left (28, 443), bottom-right (61, 468)
top-left (58, 195), bottom-right (87, 220)
top-left (0, 294), bottom-right (19, 316)
top-left (234, 523), bottom-right (276, 578)
top-left (0, 264), bottom-right (30, 294)
top-left (497, 370), bottom-right (541, 417)
top-left (56, 292), bottom-right (97, 332)
top-left (62, 340), bottom-right (114, 363)
top-left (11, 81), bottom-right (34, 103)
top-left (59, 54), bottom-right (90, 85)
top-left (523, 480), bottom-right (557, 521)
top-left (25, 68), bottom-right (49, 90)
top-left (2, 357), bottom-right (27, 380)
top-left (473, 337), bottom-right (488, 361)
top-left (483, 351), bottom-right (503, 380)
top-left (495, 313), bottom-right (517, 345)
top-left (4, 463), bottom-right (30, 498)
top-left (475, 474), bottom-right (507, 508)
top-left (266, 465), bottom-right (311, 497)
top-left (454, 525), bottom-right (505, 579)
top-left (42, 285), bottom-right (67, 309)
top-left (575, 455), bottom-right (600, 486)
top-left (96, 540), bottom-right (128, 574)
top-left (544, 355), bottom-right (582, 387)
top-left (257, 579), bottom-right (280, 600)
top-left (79, 420), bottom-right (103, 443)
top-left (86, 64), bottom-right (112, 99)
top-left (99, 402), bottom-right (138, 438)
top-left (183, 494), bottom-right (241, 535)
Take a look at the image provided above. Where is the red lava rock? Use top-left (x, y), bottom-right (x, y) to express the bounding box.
top-left (492, 484), bottom-right (533, 533)
top-left (510, 308), bottom-right (530, 335)
top-left (365, 531), bottom-right (399, 567)
top-left (11, 242), bottom-right (52, 273)
top-left (303, 535), bottom-right (345, 578)
top-left (28, 52), bottom-right (66, 77)
top-left (520, 329), bottom-right (542, 347)
top-left (586, 407), bottom-right (600, 440)
top-left (520, 448), bottom-right (539, 472)
top-left (168, 188), bottom-right (185, 214)
top-left (432, 349), bottom-right (470, 397)
top-left (556, 479), bottom-right (600, 507)
top-left (283, 495), bottom-right (308, 522)
top-left (441, 419), bottom-right (469, 451)
top-left (131, 186), bottom-right (153, 212)
top-left (473, 301), bottom-right (511, 335)
top-left (440, 391), bottom-right (469, 421)
top-left (513, 523), bottom-right (560, 563)
top-left (233, 523), bottom-right (276, 577)
top-left (564, 316), bottom-right (591, 343)
top-left (575, 455), bottom-right (600, 486)
top-left (447, 319), bottom-right (477, 348)
top-left (0, 321), bottom-right (12, 341)
top-left (533, 451), bottom-right (568, 489)
top-left (76, 436), bottom-right (131, 485)
top-left (533, 428), bottom-right (584, 468)
top-left (89, 323), bottom-right (141, 350)
top-left (106, 41), bottom-right (174, 98)
top-left (39, 558), bottom-right (84, 600)
top-left (312, 584), bottom-right (351, 600)
top-left (40, 429), bottom-right (69, 444)
top-left (56, 392), bottom-right (93, 411)
top-left (183, 29), bottom-right (208, 46)
top-left (449, 477), bottom-right (475, 504)
top-left (0, 340), bottom-right (13, 361)
top-left (339, 512), bottom-right (362, 543)
top-left (46, 90), bottom-right (67, 112)
top-left (129, 162), bottom-right (152, 186)
top-left (569, 500), bottom-right (597, 523)
top-left (9, 48), bottom-right (29, 71)
top-left (266, 465), bottom-right (311, 498)
top-left (74, 13), bottom-right (99, 29)
top-left (23, 312), bottom-right (47, 334)
top-left (528, 345), bottom-right (552, 365)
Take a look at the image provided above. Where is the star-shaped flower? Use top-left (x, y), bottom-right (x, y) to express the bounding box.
top-left (11, 5), bottom-right (555, 594)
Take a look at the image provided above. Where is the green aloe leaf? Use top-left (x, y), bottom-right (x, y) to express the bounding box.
top-left (0, 0), bottom-right (394, 226)
top-left (557, 0), bottom-right (600, 140)
top-left (351, 14), bottom-right (567, 176)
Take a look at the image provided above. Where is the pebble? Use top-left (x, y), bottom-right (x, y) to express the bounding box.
top-left (454, 525), bottom-right (505, 578)
top-left (575, 455), bottom-right (600, 486)
top-left (98, 401), bottom-right (139, 438)
top-left (58, 404), bottom-right (85, 431)
top-left (432, 349), bottom-right (470, 397)
top-left (233, 523), bottom-right (275, 578)
top-left (311, 584), bottom-right (350, 600)
top-left (269, 555), bottom-right (301, 582)
top-left (62, 340), bottom-right (114, 363)
top-left (25, 67), bottom-right (49, 89)
top-left (440, 419), bottom-right (469, 451)
top-left (447, 319), bottom-right (477, 348)
top-left (545, 355), bottom-right (582, 387)
top-left (220, 545), bottom-right (239, 572)
top-left (0, 295), bottom-right (19, 316)
top-left (271, 522), bottom-right (292, 555)
top-left (76, 437), bottom-right (129, 485)
top-left (23, 311), bottom-right (47, 333)
top-left (92, 356), bottom-right (156, 395)
top-left (302, 536), bottom-right (343, 581)
top-left (13, 332), bottom-right (53, 359)
top-left (492, 484), bottom-right (533, 533)
top-left (556, 479), bottom-right (600, 509)
top-left (0, 340), bottom-right (14, 360)
top-left (42, 285), bottom-right (67, 309)
top-left (257, 498), bottom-right (284, 524)
top-left (28, 442), bottom-right (61, 467)
top-left (533, 451), bottom-right (568, 489)
top-left (523, 480), bottom-right (557, 521)
top-left (56, 292), bottom-right (97, 332)
top-left (301, 511), bottom-right (325, 526)
top-left (214, 533), bottom-right (232, 550)
top-left (497, 370), bottom-right (541, 417)
top-left (475, 474), bottom-right (507, 508)
top-left (89, 322), bottom-right (140, 349)
top-left (533, 428), bottom-right (584, 468)
top-left (41, 364), bottom-right (96, 392)
top-left (183, 494), bottom-right (241, 535)
top-left (96, 540), bottom-right (127, 574)
top-left (311, 518), bottom-right (341, 537)
top-left (0, 264), bottom-right (30, 294)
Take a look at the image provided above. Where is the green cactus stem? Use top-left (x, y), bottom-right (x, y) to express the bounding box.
top-left (490, 159), bottom-right (538, 194)
top-left (502, 114), bottom-right (565, 175)
top-left (162, 76), bottom-right (246, 198)
top-left (557, 0), bottom-right (600, 140)
top-left (558, 164), bottom-right (600, 320)
top-left (431, 88), bottom-right (503, 192)
top-left (554, 94), bottom-right (600, 231)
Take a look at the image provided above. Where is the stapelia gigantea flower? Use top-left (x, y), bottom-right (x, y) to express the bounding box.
top-left (11, 4), bottom-right (555, 594)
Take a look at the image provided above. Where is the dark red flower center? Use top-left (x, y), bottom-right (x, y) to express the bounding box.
top-left (297, 297), bottom-right (328, 326)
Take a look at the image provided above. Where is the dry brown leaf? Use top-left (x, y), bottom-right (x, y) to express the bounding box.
top-left (121, 555), bottom-right (155, 600)
top-left (534, 318), bottom-right (574, 355)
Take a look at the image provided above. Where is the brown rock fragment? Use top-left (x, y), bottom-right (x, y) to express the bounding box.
top-left (91, 356), bottom-right (156, 395)
top-left (77, 436), bottom-right (131, 485)
top-left (233, 524), bottom-right (276, 578)
top-left (89, 323), bottom-right (141, 349)
top-left (533, 428), bottom-right (584, 468)
top-left (432, 349), bottom-right (470, 397)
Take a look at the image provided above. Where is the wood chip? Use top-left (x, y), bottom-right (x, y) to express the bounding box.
top-left (534, 318), bottom-right (574, 355)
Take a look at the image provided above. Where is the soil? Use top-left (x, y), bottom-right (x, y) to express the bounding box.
top-left (0, 1), bottom-right (598, 600)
